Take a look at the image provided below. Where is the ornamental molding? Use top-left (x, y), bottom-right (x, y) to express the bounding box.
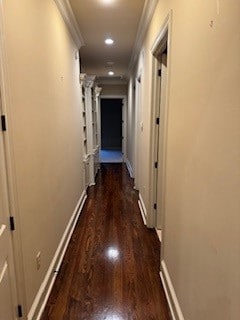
top-left (79, 73), bottom-right (87, 85)
top-left (54, 0), bottom-right (84, 48)
top-left (95, 86), bottom-right (102, 97)
top-left (128, 0), bottom-right (158, 74)
top-left (85, 75), bottom-right (96, 88)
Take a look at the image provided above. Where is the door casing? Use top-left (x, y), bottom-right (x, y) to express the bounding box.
top-left (0, 84), bottom-right (18, 320)
top-left (149, 12), bottom-right (172, 233)
top-left (0, 2), bottom-right (27, 317)
top-left (100, 95), bottom-right (127, 161)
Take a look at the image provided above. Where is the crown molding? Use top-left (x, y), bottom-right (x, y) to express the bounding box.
top-left (54, 0), bottom-right (84, 48)
top-left (97, 76), bottom-right (128, 85)
top-left (128, 0), bottom-right (158, 75)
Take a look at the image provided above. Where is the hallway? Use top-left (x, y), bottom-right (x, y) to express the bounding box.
top-left (41, 164), bottom-right (170, 320)
top-left (0, 1), bottom-right (239, 319)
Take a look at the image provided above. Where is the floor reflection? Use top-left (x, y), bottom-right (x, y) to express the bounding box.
top-left (106, 246), bottom-right (120, 261)
top-left (95, 311), bottom-right (124, 320)
top-left (100, 149), bottom-right (123, 163)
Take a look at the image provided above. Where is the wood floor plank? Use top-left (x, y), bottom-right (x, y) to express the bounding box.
top-left (41, 163), bottom-right (170, 320)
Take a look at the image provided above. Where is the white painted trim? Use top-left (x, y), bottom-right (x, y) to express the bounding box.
top-left (128, 0), bottom-right (158, 74)
top-left (54, 0), bottom-right (84, 48)
top-left (122, 97), bottom-right (127, 161)
top-left (0, 224), bottom-right (6, 237)
top-left (125, 158), bottom-right (134, 178)
top-left (93, 147), bottom-right (99, 155)
top-left (85, 75), bottom-right (96, 88)
top-left (148, 54), bottom-right (159, 228)
top-left (0, 262), bottom-right (7, 284)
top-left (83, 153), bottom-right (90, 162)
top-left (28, 191), bottom-right (87, 320)
top-left (160, 271), bottom-right (177, 320)
top-left (151, 13), bottom-right (170, 54)
top-left (89, 182), bottom-right (96, 187)
top-left (138, 193), bottom-right (147, 225)
top-left (160, 260), bottom-right (185, 320)
top-left (155, 228), bottom-right (162, 242)
top-left (138, 201), bottom-right (146, 225)
top-left (133, 77), bottom-right (139, 189)
top-left (85, 84), bottom-right (95, 186)
top-left (0, 2), bottom-right (28, 312)
top-left (149, 10), bottom-right (173, 230)
top-left (98, 78), bottom-right (127, 85)
top-left (100, 95), bottom-right (127, 99)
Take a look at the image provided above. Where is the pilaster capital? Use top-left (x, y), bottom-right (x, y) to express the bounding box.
top-left (94, 86), bottom-right (102, 97)
top-left (85, 75), bottom-right (96, 88)
top-left (79, 73), bottom-right (86, 85)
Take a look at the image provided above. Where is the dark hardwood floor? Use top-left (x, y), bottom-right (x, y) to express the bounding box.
top-left (41, 163), bottom-right (170, 320)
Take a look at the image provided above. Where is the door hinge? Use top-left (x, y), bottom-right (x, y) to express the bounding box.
top-left (10, 216), bottom-right (15, 231)
top-left (17, 305), bottom-right (23, 318)
top-left (158, 69), bottom-right (161, 77)
top-left (154, 203), bottom-right (157, 210)
top-left (1, 115), bottom-right (7, 131)
top-left (154, 162), bottom-right (158, 169)
top-left (156, 117), bottom-right (160, 125)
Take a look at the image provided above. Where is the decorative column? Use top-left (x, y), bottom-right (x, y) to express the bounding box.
top-left (84, 75), bottom-right (96, 186)
top-left (79, 73), bottom-right (89, 189)
top-left (93, 86), bottom-right (102, 174)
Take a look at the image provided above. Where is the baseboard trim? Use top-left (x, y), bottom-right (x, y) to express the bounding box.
top-left (160, 260), bottom-right (185, 320)
top-left (125, 158), bottom-right (134, 178)
top-left (155, 228), bottom-right (162, 242)
top-left (28, 190), bottom-right (87, 320)
top-left (138, 193), bottom-right (147, 225)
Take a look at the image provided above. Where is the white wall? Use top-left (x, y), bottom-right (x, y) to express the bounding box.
top-left (100, 84), bottom-right (127, 96)
top-left (131, 0), bottom-right (240, 319)
top-left (2, 0), bottom-right (84, 314)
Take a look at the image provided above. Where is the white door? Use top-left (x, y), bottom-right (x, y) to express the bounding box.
top-left (0, 117), bottom-right (18, 318)
top-left (134, 76), bottom-right (142, 189)
top-left (156, 53), bottom-right (168, 229)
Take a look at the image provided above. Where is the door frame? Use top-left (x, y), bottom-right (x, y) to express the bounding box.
top-left (133, 48), bottom-right (145, 191)
top-left (149, 11), bottom-right (172, 230)
top-left (133, 74), bottom-right (141, 189)
top-left (100, 95), bottom-right (127, 161)
top-left (0, 3), bottom-right (27, 316)
top-left (0, 100), bottom-right (18, 319)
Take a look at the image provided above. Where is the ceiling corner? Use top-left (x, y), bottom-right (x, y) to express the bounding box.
top-left (128, 0), bottom-right (158, 75)
top-left (54, 0), bottom-right (85, 48)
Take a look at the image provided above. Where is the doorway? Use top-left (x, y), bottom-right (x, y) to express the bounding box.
top-left (0, 109), bottom-right (18, 319)
top-left (155, 51), bottom-right (168, 230)
top-left (100, 98), bottom-right (123, 163)
top-left (150, 13), bottom-right (171, 232)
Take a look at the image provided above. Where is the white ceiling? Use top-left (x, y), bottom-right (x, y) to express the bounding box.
top-left (69, 0), bottom-right (145, 82)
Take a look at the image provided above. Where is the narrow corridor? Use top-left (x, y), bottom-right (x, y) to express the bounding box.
top-left (41, 164), bottom-right (170, 320)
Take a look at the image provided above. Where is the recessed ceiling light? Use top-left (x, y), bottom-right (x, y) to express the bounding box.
top-left (108, 71), bottom-right (114, 76)
top-left (105, 38), bottom-right (114, 45)
top-left (100, 0), bottom-right (116, 6)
